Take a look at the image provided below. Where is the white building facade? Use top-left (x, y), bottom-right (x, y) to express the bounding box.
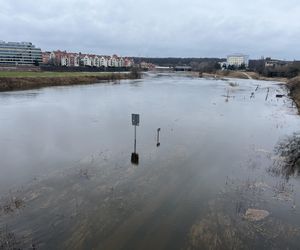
top-left (227, 54), bottom-right (249, 67)
top-left (44, 50), bottom-right (134, 68)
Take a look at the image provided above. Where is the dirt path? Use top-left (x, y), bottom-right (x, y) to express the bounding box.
top-left (241, 72), bottom-right (253, 80)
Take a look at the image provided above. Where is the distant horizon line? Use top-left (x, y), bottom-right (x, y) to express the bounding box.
top-left (42, 51), bottom-right (300, 61)
top-left (2, 40), bottom-right (298, 61)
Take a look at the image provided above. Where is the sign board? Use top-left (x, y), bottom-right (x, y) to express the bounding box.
top-left (131, 114), bottom-right (140, 126)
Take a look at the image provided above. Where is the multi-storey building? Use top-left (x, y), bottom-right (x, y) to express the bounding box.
top-left (100, 56), bottom-right (108, 67)
top-left (227, 54), bottom-right (249, 67)
top-left (42, 52), bottom-right (51, 64)
top-left (61, 53), bottom-right (80, 67)
top-left (0, 41), bottom-right (42, 65)
top-left (50, 50), bottom-right (67, 66)
top-left (82, 55), bottom-right (92, 66)
top-left (124, 58), bottom-right (133, 67)
top-left (43, 49), bottom-right (134, 68)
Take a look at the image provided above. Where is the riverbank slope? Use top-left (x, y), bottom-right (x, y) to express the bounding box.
top-left (0, 71), bottom-right (137, 92)
top-left (201, 70), bottom-right (287, 82)
top-left (288, 76), bottom-right (300, 112)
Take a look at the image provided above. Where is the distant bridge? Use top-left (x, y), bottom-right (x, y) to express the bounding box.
top-left (153, 65), bottom-right (192, 72)
top-left (154, 66), bottom-right (173, 72)
top-left (174, 66), bottom-right (192, 72)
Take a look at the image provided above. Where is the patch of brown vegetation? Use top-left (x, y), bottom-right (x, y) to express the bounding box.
top-left (186, 210), bottom-right (300, 250)
top-left (288, 76), bottom-right (300, 112)
top-left (201, 70), bottom-right (289, 82)
top-left (201, 71), bottom-right (260, 80)
top-left (0, 73), bottom-right (136, 92)
top-left (0, 197), bottom-right (25, 215)
top-left (218, 70), bottom-right (252, 79)
top-left (0, 226), bottom-right (37, 249)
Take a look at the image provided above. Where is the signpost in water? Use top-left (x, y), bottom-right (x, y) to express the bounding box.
top-left (131, 114), bottom-right (140, 165)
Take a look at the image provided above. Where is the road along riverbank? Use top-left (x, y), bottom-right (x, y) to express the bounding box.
top-left (0, 71), bottom-right (139, 92)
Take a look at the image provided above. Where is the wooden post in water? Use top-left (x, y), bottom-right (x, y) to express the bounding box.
top-left (265, 87), bottom-right (270, 101)
top-left (156, 128), bottom-right (161, 147)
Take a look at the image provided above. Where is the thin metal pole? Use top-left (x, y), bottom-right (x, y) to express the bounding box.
top-left (134, 125), bottom-right (137, 153)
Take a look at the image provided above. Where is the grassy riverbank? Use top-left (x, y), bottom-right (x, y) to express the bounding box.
top-left (0, 71), bottom-right (137, 91)
top-left (201, 70), bottom-right (287, 82)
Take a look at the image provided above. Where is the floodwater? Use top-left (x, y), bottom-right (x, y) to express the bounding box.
top-left (0, 73), bottom-right (300, 249)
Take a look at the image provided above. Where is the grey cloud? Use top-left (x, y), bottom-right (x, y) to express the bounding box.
top-left (0, 0), bottom-right (299, 59)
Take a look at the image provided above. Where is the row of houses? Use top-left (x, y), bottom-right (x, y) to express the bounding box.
top-left (42, 51), bottom-right (134, 68)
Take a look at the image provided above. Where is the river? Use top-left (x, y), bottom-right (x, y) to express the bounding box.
top-left (0, 73), bottom-right (300, 249)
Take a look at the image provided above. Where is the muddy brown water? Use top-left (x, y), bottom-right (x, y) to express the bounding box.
top-left (0, 73), bottom-right (300, 249)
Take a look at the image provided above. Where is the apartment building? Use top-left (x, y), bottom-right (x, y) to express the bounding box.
top-left (47, 50), bottom-right (134, 68)
top-left (0, 41), bottom-right (42, 65)
top-left (227, 54), bottom-right (249, 67)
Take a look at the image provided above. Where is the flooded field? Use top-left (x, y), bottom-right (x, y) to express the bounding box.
top-left (0, 73), bottom-right (300, 249)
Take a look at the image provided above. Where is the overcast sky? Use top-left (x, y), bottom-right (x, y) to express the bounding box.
top-left (1, 0), bottom-right (299, 59)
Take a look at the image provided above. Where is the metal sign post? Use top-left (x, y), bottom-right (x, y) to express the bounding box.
top-left (131, 114), bottom-right (140, 165)
top-left (132, 114), bottom-right (140, 126)
top-left (134, 125), bottom-right (137, 152)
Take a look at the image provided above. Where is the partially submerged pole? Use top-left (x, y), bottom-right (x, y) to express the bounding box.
top-left (134, 125), bottom-right (137, 153)
top-left (156, 128), bottom-right (161, 147)
top-left (265, 87), bottom-right (270, 101)
top-left (131, 114), bottom-right (140, 165)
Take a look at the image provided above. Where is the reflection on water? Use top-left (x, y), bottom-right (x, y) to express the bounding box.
top-left (0, 74), bottom-right (300, 249)
top-left (131, 152), bottom-right (139, 165)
